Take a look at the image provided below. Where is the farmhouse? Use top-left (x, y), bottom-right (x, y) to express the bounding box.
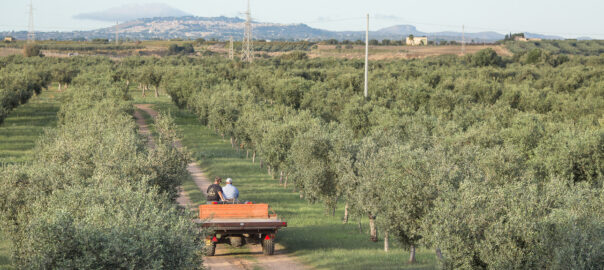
top-left (3, 36), bottom-right (15, 43)
top-left (406, 36), bottom-right (427, 46)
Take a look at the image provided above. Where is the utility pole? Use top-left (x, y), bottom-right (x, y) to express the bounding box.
top-left (229, 36), bottom-right (234, 60)
top-left (364, 14), bottom-right (369, 99)
top-left (115, 21), bottom-right (119, 46)
top-left (27, 0), bottom-right (35, 43)
top-left (242, 0), bottom-right (253, 62)
top-left (461, 24), bottom-right (466, 56)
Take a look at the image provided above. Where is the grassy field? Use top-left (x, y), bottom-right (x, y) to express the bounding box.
top-left (0, 86), bottom-right (63, 269)
top-left (0, 87), bottom-right (62, 164)
top-left (147, 99), bottom-right (437, 270)
top-left (0, 231), bottom-right (12, 270)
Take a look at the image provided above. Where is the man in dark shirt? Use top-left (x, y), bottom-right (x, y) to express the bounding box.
top-left (206, 177), bottom-right (226, 202)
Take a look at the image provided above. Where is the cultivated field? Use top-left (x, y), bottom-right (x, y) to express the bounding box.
top-left (308, 44), bottom-right (512, 60)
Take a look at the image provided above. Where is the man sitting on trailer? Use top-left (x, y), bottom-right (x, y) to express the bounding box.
top-left (207, 177), bottom-right (226, 202)
top-left (222, 178), bottom-right (239, 202)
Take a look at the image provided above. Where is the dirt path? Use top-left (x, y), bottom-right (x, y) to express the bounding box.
top-left (134, 104), bottom-right (308, 270)
top-left (133, 107), bottom-right (192, 207)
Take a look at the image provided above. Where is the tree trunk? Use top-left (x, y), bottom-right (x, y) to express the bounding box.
top-left (436, 247), bottom-right (443, 260)
top-left (279, 171), bottom-right (283, 185)
top-left (252, 151), bottom-right (256, 163)
top-left (154, 86), bottom-right (159, 97)
top-left (343, 202), bottom-right (349, 224)
top-left (409, 245), bottom-right (416, 263)
top-left (267, 165), bottom-right (271, 176)
top-left (299, 192), bottom-right (303, 199)
top-left (284, 174), bottom-right (288, 189)
top-left (369, 215), bottom-right (378, 242)
top-left (142, 85), bottom-right (146, 97)
top-left (58, 83), bottom-right (62, 91)
top-left (260, 159), bottom-right (263, 168)
top-left (230, 137), bottom-right (234, 149)
top-left (246, 150), bottom-right (249, 159)
top-left (358, 218), bottom-right (363, 233)
top-left (384, 231), bottom-right (389, 252)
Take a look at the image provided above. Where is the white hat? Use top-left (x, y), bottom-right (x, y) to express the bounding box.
top-left (226, 178), bottom-right (233, 183)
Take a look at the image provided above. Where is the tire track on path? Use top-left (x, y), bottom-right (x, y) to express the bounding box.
top-left (133, 104), bottom-right (308, 270)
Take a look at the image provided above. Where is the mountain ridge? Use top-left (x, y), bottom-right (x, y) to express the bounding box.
top-left (1, 16), bottom-right (567, 42)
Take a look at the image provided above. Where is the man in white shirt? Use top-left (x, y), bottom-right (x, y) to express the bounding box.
top-left (222, 178), bottom-right (239, 202)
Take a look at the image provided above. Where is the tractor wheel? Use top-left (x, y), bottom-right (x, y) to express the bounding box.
top-left (205, 242), bottom-right (216, 256)
top-left (262, 239), bottom-right (275, 255)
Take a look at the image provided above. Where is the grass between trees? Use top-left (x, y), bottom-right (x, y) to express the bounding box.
top-left (134, 107), bottom-right (206, 207)
top-left (146, 100), bottom-right (437, 269)
top-left (0, 86), bottom-right (61, 164)
top-left (0, 231), bottom-right (11, 270)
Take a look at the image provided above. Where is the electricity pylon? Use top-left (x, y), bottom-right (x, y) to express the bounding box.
top-left (229, 37), bottom-right (234, 60)
top-left (27, 0), bottom-right (35, 43)
top-left (461, 25), bottom-right (466, 56)
top-left (242, 0), bottom-right (253, 62)
top-left (115, 21), bottom-right (119, 45)
top-left (364, 14), bottom-right (369, 99)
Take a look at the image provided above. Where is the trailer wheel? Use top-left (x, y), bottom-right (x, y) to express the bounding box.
top-left (205, 242), bottom-right (216, 256)
top-left (262, 239), bottom-right (274, 255)
top-left (230, 236), bottom-right (243, 247)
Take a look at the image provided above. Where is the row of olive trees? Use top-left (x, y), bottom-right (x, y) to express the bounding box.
top-left (0, 64), bottom-right (202, 269)
top-left (155, 50), bottom-right (603, 268)
top-left (0, 59), bottom-right (51, 124)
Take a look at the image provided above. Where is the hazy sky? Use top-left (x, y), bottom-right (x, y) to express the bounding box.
top-left (1, 0), bottom-right (603, 38)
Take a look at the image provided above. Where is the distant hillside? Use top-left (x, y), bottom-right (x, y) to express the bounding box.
top-left (0, 16), bottom-right (568, 42)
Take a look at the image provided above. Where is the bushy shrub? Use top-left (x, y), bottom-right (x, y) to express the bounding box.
top-left (470, 48), bottom-right (503, 67)
top-left (525, 48), bottom-right (543, 64)
top-left (168, 43), bottom-right (195, 55)
top-left (22, 44), bottom-right (41, 57)
top-left (426, 179), bottom-right (604, 269)
top-left (15, 181), bottom-right (202, 269)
